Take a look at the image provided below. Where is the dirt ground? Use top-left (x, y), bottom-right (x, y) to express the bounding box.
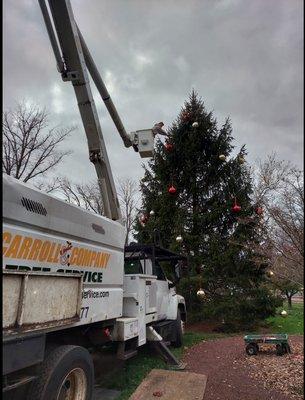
top-left (183, 335), bottom-right (304, 400)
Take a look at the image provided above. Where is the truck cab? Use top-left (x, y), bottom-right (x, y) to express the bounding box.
top-left (124, 244), bottom-right (187, 347)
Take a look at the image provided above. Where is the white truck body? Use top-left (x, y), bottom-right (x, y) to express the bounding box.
top-left (3, 174), bottom-right (126, 334)
top-left (3, 174), bottom-right (185, 346)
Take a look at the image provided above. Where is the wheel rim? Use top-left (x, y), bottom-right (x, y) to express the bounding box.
top-left (56, 368), bottom-right (87, 400)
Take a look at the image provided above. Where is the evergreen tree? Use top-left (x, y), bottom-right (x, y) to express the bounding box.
top-left (135, 91), bottom-right (280, 329)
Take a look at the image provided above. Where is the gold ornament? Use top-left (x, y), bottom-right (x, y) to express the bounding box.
top-left (197, 288), bottom-right (205, 298)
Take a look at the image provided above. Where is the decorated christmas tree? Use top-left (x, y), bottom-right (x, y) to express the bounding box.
top-left (134, 91), bottom-right (280, 329)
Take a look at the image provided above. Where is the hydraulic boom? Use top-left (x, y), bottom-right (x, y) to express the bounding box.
top-left (38, 0), bottom-right (154, 221)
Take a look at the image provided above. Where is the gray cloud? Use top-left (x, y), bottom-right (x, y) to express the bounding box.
top-left (3, 0), bottom-right (303, 190)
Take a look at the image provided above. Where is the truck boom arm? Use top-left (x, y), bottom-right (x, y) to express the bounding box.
top-left (39, 0), bottom-right (134, 221)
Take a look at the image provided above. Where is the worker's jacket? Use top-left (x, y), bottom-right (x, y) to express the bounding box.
top-left (152, 123), bottom-right (167, 137)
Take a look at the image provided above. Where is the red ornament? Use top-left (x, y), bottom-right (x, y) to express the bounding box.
top-left (140, 214), bottom-right (148, 224)
top-left (164, 142), bottom-right (173, 151)
top-left (255, 206), bottom-right (263, 215)
top-left (232, 199), bottom-right (241, 213)
top-left (181, 111), bottom-right (191, 122)
top-left (168, 185), bottom-right (177, 194)
top-left (232, 204), bottom-right (241, 212)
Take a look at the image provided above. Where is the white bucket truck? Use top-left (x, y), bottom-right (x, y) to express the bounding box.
top-left (2, 1), bottom-right (187, 399)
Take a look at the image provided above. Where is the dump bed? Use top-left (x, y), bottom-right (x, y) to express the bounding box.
top-left (3, 270), bottom-right (82, 337)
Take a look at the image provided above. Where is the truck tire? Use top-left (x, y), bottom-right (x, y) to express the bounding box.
top-left (171, 309), bottom-right (183, 348)
top-left (27, 345), bottom-right (94, 400)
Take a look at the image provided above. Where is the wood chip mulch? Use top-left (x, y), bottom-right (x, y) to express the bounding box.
top-left (183, 335), bottom-right (304, 400)
top-left (243, 341), bottom-right (304, 398)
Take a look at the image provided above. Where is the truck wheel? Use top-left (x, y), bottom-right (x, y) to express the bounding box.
top-left (171, 309), bottom-right (183, 348)
top-left (27, 345), bottom-right (94, 400)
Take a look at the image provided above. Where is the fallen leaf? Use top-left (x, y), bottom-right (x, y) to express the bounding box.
top-left (153, 391), bottom-right (163, 397)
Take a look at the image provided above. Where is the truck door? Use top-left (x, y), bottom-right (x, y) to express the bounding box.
top-left (153, 261), bottom-right (170, 320)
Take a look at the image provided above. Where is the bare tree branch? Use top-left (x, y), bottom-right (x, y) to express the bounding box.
top-left (117, 178), bottom-right (139, 244)
top-left (2, 101), bottom-right (74, 186)
top-left (252, 153), bottom-right (304, 284)
top-left (56, 178), bottom-right (104, 215)
top-left (34, 177), bottom-right (63, 194)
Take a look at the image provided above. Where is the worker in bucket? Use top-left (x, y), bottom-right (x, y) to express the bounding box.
top-left (152, 122), bottom-right (168, 138)
top-left (132, 121), bottom-right (168, 153)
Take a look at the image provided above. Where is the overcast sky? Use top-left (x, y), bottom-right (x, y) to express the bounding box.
top-left (3, 0), bottom-right (304, 190)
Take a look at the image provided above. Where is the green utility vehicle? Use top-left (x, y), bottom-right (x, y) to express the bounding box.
top-left (244, 334), bottom-right (291, 356)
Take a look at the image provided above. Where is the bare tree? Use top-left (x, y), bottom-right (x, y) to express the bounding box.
top-left (270, 255), bottom-right (302, 308)
top-left (117, 178), bottom-right (139, 245)
top-left (253, 153), bottom-right (304, 284)
top-left (34, 177), bottom-right (63, 193)
top-left (2, 102), bottom-right (74, 188)
top-left (57, 178), bottom-right (104, 215)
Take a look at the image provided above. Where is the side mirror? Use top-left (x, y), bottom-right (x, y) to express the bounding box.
top-left (168, 281), bottom-right (176, 289)
top-left (174, 262), bottom-right (183, 281)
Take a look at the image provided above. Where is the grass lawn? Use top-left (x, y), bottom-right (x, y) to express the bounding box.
top-left (99, 332), bottom-right (226, 400)
top-left (261, 302), bottom-right (304, 335)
